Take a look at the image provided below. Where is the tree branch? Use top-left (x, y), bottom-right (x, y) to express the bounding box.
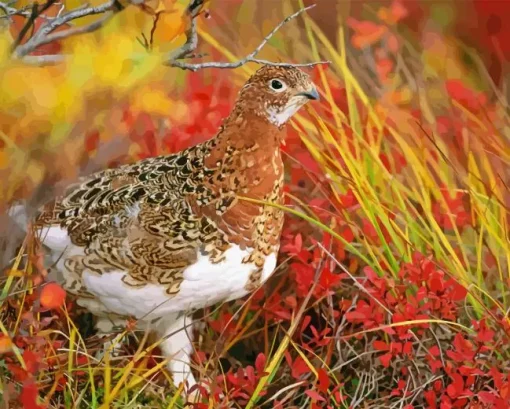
top-left (165, 3), bottom-right (330, 70)
top-left (29, 12), bottom-right (112, 51)
top-left (0, 1), bottom-right (39, 20)
top-left (12, 0), bottom-right (117, 58)
top-left (14, 0), bottom-right (329, 70)
top-left (164, 0), bottom-right (202, 61)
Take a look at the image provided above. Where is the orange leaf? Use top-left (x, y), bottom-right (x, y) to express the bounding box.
top-left (377, 1), bottom-right (408, 25)
top-left (387, 33), bottom-right (400, 53)
top-left (352, 26), bottom-right (386, 49)
top-left (390, 0), bottom-right (408, 22)
top-left (375, 57), bottom-right (393, 83)
top-left (151, 11), bottom-right (186, 46)
top-left (347, 18), bottom-right (387, 49)
top-left (40, 282), bottom-right (66, 310)
top-left (0, 335), bottom-right (13, 354)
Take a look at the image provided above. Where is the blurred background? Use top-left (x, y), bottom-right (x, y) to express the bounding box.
top-left (1, 0), bottom-right (510, 407)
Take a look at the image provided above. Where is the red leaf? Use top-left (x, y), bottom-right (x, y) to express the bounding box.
top-left (347, 18), bottom-right (382, 35)
top-left (301, 315), bottom-right (312, 333)
top-left (255, 353), bottom-right (266, 373)
top-left (304, 389), bottom-right (326, 402)
top-left (23, 350), bottom-right (42, 375)
top-left (290, 356), bottom-right (310, 380)
top-left (449, 284), bottom-right (467, 301)
top-left (373, 340), bottom-right (389, 351)
top-left (387, 33), bottom-right (400, 53)
top-left (340, 226), bottom-right (355, 243)
top-left (376, 58), bottom-right (393, 82)
top-left (344, 310), bottom-right (367, 321)
top-left (379, 352), bottom-right (392, 368)
top-left (429, 345), bottom-right (440, 357)
top-left (293, 151), bottom-right (321, 174)
top-left (446, 80), bottom-right (487, 112)
top-left (428, 271), bottom-right (445, 293)
top-left (317, 368), bottom-right (330, 393)
top-left (446, 374), bottom-right (464, 399)
top-left (20, 379), bottom-right (45, 409)
top-left (7, 363), bottom-right (28, 382)
top-left (424, 390), bottom-right (437, 409)
top-left (339, 189), bottom-right (358, 208)
top-left (477, 391), bottom-right (497, 404)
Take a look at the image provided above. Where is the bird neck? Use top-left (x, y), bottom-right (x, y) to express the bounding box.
top-left (212, 107), bottom-right (284, 153)
top-left (202, 108), bottom-right (285, 199)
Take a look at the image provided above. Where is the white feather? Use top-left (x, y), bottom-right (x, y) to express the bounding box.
top-left (38, 226), bottom-right (73, 252)
top-left (8, 204), bottom-right (29, 231)
top-left (81, 246), bottom-right (277, 320)
top-left (34, 224), bottom-right (277, 319)
top-left (12, 199), bottom-right (279, 323)
top-left (266, 97), bottom-right (307, 126)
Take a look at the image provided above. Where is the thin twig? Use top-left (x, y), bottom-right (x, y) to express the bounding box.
top-left (13, 0), bottom-right (116, 58)
top-left (34, 12), bottom-right (112, 49)
top-left (19, 54), bottom-right (65, 65)
top-left (165, 3), bottom-right (330, 70)
top-left (164, 0), bottom-right (201, 61)
top-left (0, 1), bottom-right (16, 21)
top-left (10, 1), bottom-right (43, 51)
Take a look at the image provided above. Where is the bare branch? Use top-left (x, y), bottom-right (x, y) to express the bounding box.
top-left (20, 54), bottom-right (65, 65)
top-left (171, 58), bottom-right (330, 71)
top-left (11, 1), bottom-right (51, 51)
top-left (165, 3), bottom-right (330, 71)
top-left (29, 12), bottom-right (112, 50)
top-left (164, 0), bottom-right (202, 61)
top-left (0, 1), bottom-right (15, 21)
top-left (13, 0), bottom-right (117, 58)
top-left (166, 14), bottom-right (197, 60)
top-left (15, 0), bottom-right (330, 71)
top-left (0, 1), bottom-right (37, 20)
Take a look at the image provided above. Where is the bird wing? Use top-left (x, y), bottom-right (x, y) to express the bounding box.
top-left (35, 142), bottom-right (226, 295)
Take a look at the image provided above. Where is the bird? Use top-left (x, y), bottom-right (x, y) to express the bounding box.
top-left (12, 64), bottom-right (320, 398)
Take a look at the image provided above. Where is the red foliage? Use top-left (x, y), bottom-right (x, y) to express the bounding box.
top-left (432, 187), bottom-right (471, 231)
top-left (339, 251), bottom-right (510, 407)
top-left (20, 379), bottom-right (45, 409)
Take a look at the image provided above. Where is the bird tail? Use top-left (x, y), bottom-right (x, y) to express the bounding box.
top-left (8, 203), bottom-right (30, 233)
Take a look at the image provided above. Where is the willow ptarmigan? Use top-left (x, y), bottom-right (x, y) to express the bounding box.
top-left (20, 65), bottom-right (319, 394)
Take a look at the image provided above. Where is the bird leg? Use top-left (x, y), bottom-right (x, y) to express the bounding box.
top-left (154, 313), bottom-right (199, 401)
top-left (95, 315), bottom-right (127, 360)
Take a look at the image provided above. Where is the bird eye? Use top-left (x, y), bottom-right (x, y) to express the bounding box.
top-left (269, 79), bottom-right (287, 92)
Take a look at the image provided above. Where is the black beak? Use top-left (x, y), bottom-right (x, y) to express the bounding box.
top-left (297, 87), bottom-right (320, 101)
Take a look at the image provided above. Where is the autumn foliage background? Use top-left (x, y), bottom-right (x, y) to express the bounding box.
top-left (1, 0), bottom-right (510, 408)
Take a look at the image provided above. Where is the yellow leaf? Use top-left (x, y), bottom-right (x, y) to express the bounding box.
top-left (390, 86), bottom-right (412, 105)
top-left (151, 11), bottom-right (186, 48)
top-left (131, 87), bottom-right (174, 115)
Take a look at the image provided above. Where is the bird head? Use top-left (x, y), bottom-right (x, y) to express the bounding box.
top-left (237, 65), bottom-right (320, 127)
